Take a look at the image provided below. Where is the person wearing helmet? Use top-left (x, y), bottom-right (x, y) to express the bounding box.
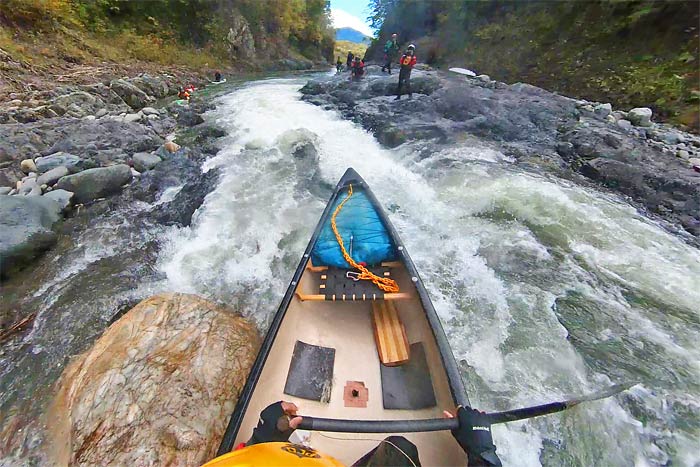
top-left (346, 51), bottom-right (355, 71)
top-left (202, 400), bottom-right (502, 467)
top-left (395, 44), bottom-right (417, 100)
top-left (382, 33), bottom-right (400, 74)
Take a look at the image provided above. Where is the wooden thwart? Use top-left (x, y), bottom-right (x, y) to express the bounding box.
top-left (371, 301), bottom-right (410, 366)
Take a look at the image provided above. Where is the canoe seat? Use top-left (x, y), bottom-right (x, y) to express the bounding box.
top-left (296, 261), bottom-right (411, 301)
top-left (371, 300), bottom-right (410, 366)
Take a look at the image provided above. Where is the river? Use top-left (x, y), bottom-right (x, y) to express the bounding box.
top-left (2, 76), bottom-right (699, 466)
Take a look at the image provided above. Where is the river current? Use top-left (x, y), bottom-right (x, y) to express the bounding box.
top-left (2, 76), bottom-right (699, 466)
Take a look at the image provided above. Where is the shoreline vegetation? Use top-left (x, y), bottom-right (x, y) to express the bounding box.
top-left (366, 0), bottom-right (700, 133)
top-left (0, 0), bottom-right (334, 99)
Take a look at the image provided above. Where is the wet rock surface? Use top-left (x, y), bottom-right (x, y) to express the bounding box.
top-left (0, 195), bottom-right (62, 278)
top-left (301, 68), bottom-right (700, 239)
top-left (0, 75), bottom-right (227, 279)
top-left (46, 293), bottom-right (259, 467)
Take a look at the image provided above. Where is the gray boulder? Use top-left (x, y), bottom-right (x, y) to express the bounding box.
top-left (35, 152), bottom-right (82, 173)
top-left (110, 79), bottom-right (150, 110)
top-left (56, 164), bottom-right (132, 204)
top-left (52, 92), bottom-right (104, 115)
top-left (123, 112), bottom-right (144, 123)
top-left (132, 152), bottom-right (162, 172)
top-left (37, 166), bottom-right (69, 186)
top-left (0, 195), bottom-right (62, 278)
top-left (43, 189), bottom-right (74, 211)
top-left (628, 107), bottom-right (653, 127)
top-left (594, 103), bottom-right (612, 118)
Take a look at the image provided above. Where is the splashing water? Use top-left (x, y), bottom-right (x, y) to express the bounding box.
top-left (159, 78), bottom-right (699, 466)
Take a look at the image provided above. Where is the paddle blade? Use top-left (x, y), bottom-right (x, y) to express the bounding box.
top-left (487, 382), bottom-right (636, 425)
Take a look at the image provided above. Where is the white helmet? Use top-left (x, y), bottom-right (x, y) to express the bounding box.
top-left (407, 44), bottom-right (416, 50)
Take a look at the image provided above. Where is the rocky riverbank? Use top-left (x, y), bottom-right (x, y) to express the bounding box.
top-left (0, 72), bottom-right (237, 463)
top-left (301, 66), bottom-right (700, 241)
top-left (0, 72), bottom-right (226, 282)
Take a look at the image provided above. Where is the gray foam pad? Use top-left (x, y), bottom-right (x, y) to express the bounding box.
top-left (380, 342), bottom-right (436, 409)
top-left (284, 340), bottom-right (336, 402)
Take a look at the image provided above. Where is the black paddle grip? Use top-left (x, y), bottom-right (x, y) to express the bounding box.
top-left (298, 416), bottom-right (459, 433)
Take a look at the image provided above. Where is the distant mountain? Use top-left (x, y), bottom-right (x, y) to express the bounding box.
top-left (335, 27), bottom-right (370, 43)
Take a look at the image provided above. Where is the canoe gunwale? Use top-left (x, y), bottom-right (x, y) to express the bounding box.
top-left (216, 168), bottom-right (469, 456)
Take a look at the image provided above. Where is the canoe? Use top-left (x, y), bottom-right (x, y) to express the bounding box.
top-left (216, 168), bottom-right (470, 466)
top-left (210, 78), bottom-right (227, 85)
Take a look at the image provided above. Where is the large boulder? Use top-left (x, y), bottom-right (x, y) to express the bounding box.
top-left (51, 92), bottom-right (105, 116)
top-left (132, 152), bottom-right (162, 172)
top-left (37, 165), bottom-right (69, 186)
top-left (627, 107), bottom-right (653, 127)
top-left (46, 293), bottom-right (260, 467)
top-left (110, 79), bottom-right (150, 110)
top-left (0, 195), bottom-right (62, 278)
top-left (130, 75), bottom-right (170, 99)
top-left (56, 164), bottom-right (132, 203)
top-left (43, 189), bottom-right (74, 211)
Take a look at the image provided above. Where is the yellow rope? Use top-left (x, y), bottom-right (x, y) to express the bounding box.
top-left (330, 184), bottom-right (400, 293)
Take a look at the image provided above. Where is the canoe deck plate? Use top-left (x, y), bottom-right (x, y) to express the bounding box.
top-left (284, 340), bottom-right (335, 402)
top-left (380, 342), bottom-right (436, 409)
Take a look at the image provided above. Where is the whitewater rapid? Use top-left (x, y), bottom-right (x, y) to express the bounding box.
top-left (160, 78), bottom-right (700, 466)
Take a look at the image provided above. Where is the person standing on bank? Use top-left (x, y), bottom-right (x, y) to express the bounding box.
top-left (381, 33), bottom-right (400, 74)
top-left (395, 44), bottom-right (417, 100)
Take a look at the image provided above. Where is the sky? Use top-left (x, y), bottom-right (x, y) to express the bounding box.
top-left (329, 0), bottom-right (374, 37)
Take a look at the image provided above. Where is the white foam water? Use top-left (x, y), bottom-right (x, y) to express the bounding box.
top-left (159, 79), bottom-right (700, 466)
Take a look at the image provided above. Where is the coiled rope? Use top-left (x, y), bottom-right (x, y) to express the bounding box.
top-left (330, 184), bottom-right (400, 293)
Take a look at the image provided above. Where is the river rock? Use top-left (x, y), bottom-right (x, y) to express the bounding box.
top-left (35, 152), bottom-right (82, 173)
top-left (19, 178), bottom-right (41, 196)
top-left (37, 166), bottom-right (69, 186)
top-left (132, 152), bottom-right (162, 172)
top-left (594, 103), bottom-right (612, 118)
top-left (52, 91), bottom-right (104, 115)
top-left (628, 107), bottom-right (653, 127)
top-left (130, 75), bottom-right (170, 99)
top-left (43, 189), bottom-right (74, 211)
top-left (477, 74), bottom-right (491, 83)
top-left (688, 157), bottom-right (700, 166)
top-left (0, 195), bottom-right (61, 277)
top-left (46, 293), bottom-right (259, 467)
top-left (175, 108), bottom-right (205, 127)
top-left (141, 107), bottom-right (159, 116)
top-left (617, 119), bottom-right (633, 130)
top-left (110, 79), bottom-right (150, 110)
top-left (20, 158), bottom-right (37, 174)
top-left (123, 112), bottom-right (143, 123)
top-left (677, 150), bottom-right (690, 159)
top-left (56, 164), bottom-right (132, 204)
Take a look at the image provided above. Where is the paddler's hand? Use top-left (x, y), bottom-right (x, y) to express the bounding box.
top-left (247, 401), bottom-right (303, 445)
top-left (444, 407), bottom-right (502, 466)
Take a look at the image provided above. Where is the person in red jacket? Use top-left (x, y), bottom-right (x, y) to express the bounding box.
top-left (395, 44), bottom-right (417, 100)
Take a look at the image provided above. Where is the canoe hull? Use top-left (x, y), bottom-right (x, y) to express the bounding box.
top-left (217, 168), bottom-right (469, 465)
